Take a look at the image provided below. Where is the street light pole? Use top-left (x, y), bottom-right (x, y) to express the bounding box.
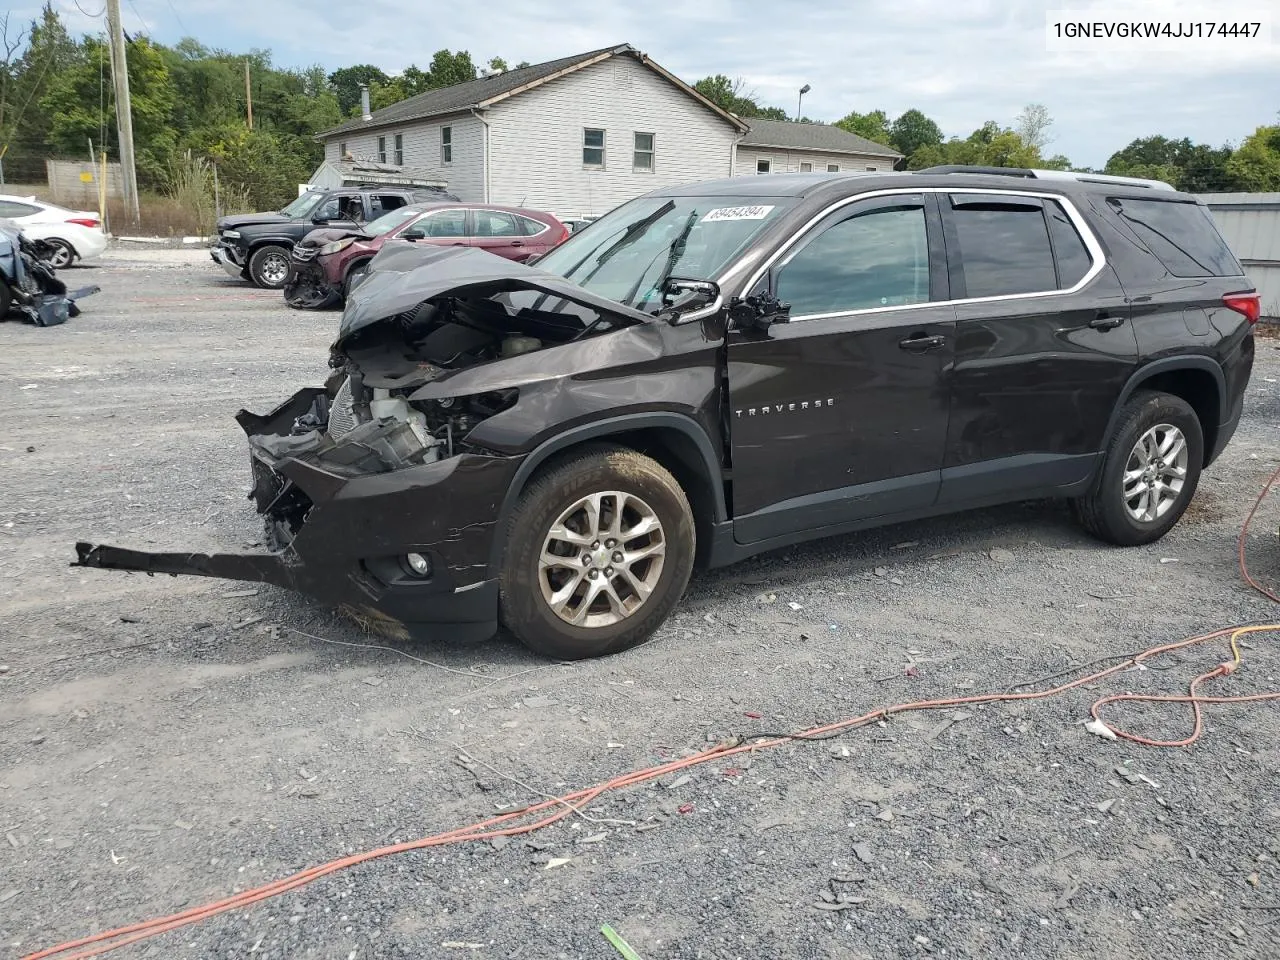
top-left (797, 83), bottom-right (811, 122)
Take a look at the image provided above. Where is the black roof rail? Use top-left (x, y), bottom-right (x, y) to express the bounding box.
top-left (914, 165), bottom-right (1035, 177)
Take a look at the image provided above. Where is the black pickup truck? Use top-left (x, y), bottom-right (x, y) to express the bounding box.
top-left (212, 184), bottom-right (458, 289)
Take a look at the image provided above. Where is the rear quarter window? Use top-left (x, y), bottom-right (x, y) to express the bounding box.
top-left (1106, 198), bottom-right (1243, 278)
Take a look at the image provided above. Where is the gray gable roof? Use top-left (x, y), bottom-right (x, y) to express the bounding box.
top-left (321, 44), bottom-right (746, 138)
top-left (741, 118), bottom-right (902, 159)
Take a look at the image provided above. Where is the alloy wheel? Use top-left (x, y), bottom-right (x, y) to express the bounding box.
top-left (47, 241), bottom-right (74, 268)
top-left (1122, 423), bottom-right (1189, 523)
top-left (537, 491), bottom-right (666, 628)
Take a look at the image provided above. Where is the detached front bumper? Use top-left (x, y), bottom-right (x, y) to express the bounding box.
top-left (211, 243), bottom-right (247, 278)
top-left (74, 388), bottom-right (524, 643)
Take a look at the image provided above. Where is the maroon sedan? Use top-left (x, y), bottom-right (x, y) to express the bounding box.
top-left (283, 203), bottom-right (569, 309)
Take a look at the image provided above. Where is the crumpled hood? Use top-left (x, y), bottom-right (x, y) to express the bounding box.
top-left (217, 212), bottom-right (290, 231)
top-left (299, 226), bottom-right (368, 248)
top-left (334, 244), bottom-right (651, 351)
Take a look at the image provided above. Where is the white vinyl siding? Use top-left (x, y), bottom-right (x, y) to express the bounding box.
top-left (320, 114), bottom-right (485, 201)
top-left (486, 55), bottom-right (738, 216)
top-left (735, 146), bottom-right (893, 175)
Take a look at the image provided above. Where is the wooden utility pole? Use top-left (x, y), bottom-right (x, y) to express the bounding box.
top-left (244, 60), bottom-right (253, 129)
top-left (105, 0), bottom-right (139, 222)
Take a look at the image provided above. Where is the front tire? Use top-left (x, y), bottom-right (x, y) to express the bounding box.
top-left (1074, 390), bottom-right (1203, 546)
top-left (343, 262), bottom-right (370, 299)
top-left (249, 245), bottom-right (291, 289)
top-left (499, 445), bottom-right (695, 660)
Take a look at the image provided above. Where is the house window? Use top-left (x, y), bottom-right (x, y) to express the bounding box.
top-left (441, 126), bottom-right (452, 165)
top-left (338, 141), bottom-right (348, 158)
top-left (865, 166), bottom-right (877, 172)
top-left (827, 163), bottom-right (840, 172)
top-left (633, 132), bottom-right (654, 171)
top-left (756, 158), bottom-right (771, 174)
top-left (799, 161), bottom-right (813, 172)
top-left (377, 136), bottom-right (386, 163)
top-left (583, 128), bottom-right (605, 167)
top-left (394, 134), bottom-right (403, 166)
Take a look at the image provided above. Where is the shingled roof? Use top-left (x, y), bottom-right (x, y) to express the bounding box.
top-left (741, 118), bottom-right (902, 159)
top-left (320, 44), bottom-right (746, 138)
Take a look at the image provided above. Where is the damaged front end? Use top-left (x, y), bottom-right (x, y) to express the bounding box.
top-left (1, 221), bottom-right (99, 326)
top-left (74, 244), bottom-right (655, 642)
top-left (282, 229), bottom-right (348, 310)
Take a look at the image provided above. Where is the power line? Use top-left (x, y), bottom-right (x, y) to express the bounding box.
top-left (163, 0), bottom-right (188, 35)
top-left (72, 1), bottom-right (107, 17)
top-left (124, 0), bottom-right (150, 34)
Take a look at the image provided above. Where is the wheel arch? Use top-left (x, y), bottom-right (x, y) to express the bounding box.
top-left (487, 414), bottom-right (727, 576)
top-left (1107, 358), bottom-right (1224, 466)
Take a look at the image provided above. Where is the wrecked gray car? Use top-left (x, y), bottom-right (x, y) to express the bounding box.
top-left (0, 219), bottom-right (98, 325)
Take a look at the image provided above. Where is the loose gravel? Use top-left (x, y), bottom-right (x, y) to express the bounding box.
top-left (2, 249), bottom-right (1278, 959)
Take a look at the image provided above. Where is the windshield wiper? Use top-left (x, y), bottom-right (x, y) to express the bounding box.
top-left (621, 210), bottom-right (698, 309)
top-left (566, 199), bottom-right (677, 283)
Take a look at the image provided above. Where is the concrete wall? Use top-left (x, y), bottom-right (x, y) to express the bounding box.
top-left (45, 159), bottom-right (123, 208)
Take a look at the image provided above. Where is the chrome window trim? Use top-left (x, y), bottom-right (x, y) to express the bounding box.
top-left (717, 186), bottom-right (1106, 324)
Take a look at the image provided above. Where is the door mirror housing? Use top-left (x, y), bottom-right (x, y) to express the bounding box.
top-left (728, 293), bottom-right (791, 331)
top-left (656, 278), bottom-right (720, 323)
top-left (399, 226), bottom-right (426, 241)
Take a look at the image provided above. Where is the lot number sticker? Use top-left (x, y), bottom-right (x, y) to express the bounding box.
top-left (700, 205), bottom-right (776, 223)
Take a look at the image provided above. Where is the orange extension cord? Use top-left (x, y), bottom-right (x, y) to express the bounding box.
top-left (24, 462), bottom-right (1280, 960)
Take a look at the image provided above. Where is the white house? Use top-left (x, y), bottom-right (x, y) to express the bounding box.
top-left (315, 44), bottom-right (902, 219)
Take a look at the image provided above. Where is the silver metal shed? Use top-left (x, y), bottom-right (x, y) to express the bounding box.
top-left (1197, 192), bottom-right (1280, 320)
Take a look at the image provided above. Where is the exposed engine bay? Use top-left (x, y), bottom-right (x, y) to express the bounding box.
top-left (250, 243), bottom-right (654, 477)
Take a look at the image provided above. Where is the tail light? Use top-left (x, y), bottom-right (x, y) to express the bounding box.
top-left (67, 217), bottom-right (101, 229)
top-left (1223, 292), bottom-right (1261, 325)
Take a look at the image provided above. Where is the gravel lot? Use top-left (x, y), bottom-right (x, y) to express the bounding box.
top-left (2, 248), bottom-right (1279, 960)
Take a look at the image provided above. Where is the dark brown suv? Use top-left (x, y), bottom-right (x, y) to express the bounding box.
top-left (82, 167), bottom-right (1258, 660)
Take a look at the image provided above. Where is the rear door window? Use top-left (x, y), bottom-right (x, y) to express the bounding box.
top-left (0, 200), bottom-right (40, 218)
top-left (948, 197), bottom-right (1057, 298)
top-left (1107, 197), bottom-right (1243, 277)
top-left (474, 210), bottom-right (522, 237)
top-left (371, 194), bottom-right (406, 215)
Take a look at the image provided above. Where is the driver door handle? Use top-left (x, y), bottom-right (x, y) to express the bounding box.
top-left (510, 239), bottom-right (524, 247)
top-left (899, 334), bottom-right (947, 353)
top-left (1089, 312), bottom-right (1125, 331)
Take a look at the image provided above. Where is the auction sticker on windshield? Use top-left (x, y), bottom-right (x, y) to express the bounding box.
top-left (700, 205), bottom-right (776, 223)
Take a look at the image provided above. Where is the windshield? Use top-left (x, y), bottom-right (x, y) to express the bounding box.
top-left (533, 195), bottom-right (795, 312)
top-left (280, 192), bottom-right (324, 218)
top-left (365, 207), bottom-right (423, 237)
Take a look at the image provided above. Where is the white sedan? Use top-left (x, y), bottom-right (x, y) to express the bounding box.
top-left (0, 194), bottom-right (108, 267)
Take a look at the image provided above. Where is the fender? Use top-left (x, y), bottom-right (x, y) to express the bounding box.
top-left (1100, 355), bottom-right (1226, 453)
top-left (486, 412), bottom-right (727, 576)
top-left (246, 235), bottom-right (300, 250)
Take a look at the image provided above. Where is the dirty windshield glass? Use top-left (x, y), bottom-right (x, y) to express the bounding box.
top-left (365, 207), bottom-right (422, 237)
top-left (280, 192), bottom-right (324, 218)
top-left (534, 196), bottom-right (794, 312)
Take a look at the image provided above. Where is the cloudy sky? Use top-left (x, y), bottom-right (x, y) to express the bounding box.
top-left (22, 0), bottom-right (1279, 168)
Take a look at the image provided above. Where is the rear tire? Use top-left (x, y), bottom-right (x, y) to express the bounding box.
top-left (1074, 390), bottom-right (1203, 546)
top-left (0, 281), bottom-right (11, 317)
top-left (249, 245), bottom-right (291, 289)
top-left (44, 238), bottom-right (76, 269)
top-left (499, 445), bottom-right (695, 660)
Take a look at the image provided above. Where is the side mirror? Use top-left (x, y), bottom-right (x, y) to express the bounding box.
top-left (399, 227), bottom-right (425, 241)
top-left (728, 293), bottom-right (791, 332)
top-left (656, 278), bottom-right (720, 323)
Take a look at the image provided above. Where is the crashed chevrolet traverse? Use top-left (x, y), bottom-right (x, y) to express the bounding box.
top-left (76, 168), bottom-right (1258, 660)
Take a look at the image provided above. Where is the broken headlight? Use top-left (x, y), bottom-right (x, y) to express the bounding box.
top-left (320, 237), bottom-right (357, 256)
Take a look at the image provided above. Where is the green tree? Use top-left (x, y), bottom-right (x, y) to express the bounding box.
top-left (905, 122), bottom-right (1046, 170)
top-left (834, 109), bottom-right (892, 146)
top-left (42, 35), bottom-right (177, 185)
top-left (888, 108), bottom-right (943, 157)
top-left (1106, 134), bottom-right (1238, 191)
top-left (2, 3), bottom-right (82, 179)
top-left (488, 57), bottom-right (508, 72)
top-left (1014, 103), bottom-right (1053, 150)
top-left (426, 49), bottom-right (477, 88)
top-left (1225, 126), bottom-right (1280, 191)
top-left (328, 64), bottom-right (388, 115)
